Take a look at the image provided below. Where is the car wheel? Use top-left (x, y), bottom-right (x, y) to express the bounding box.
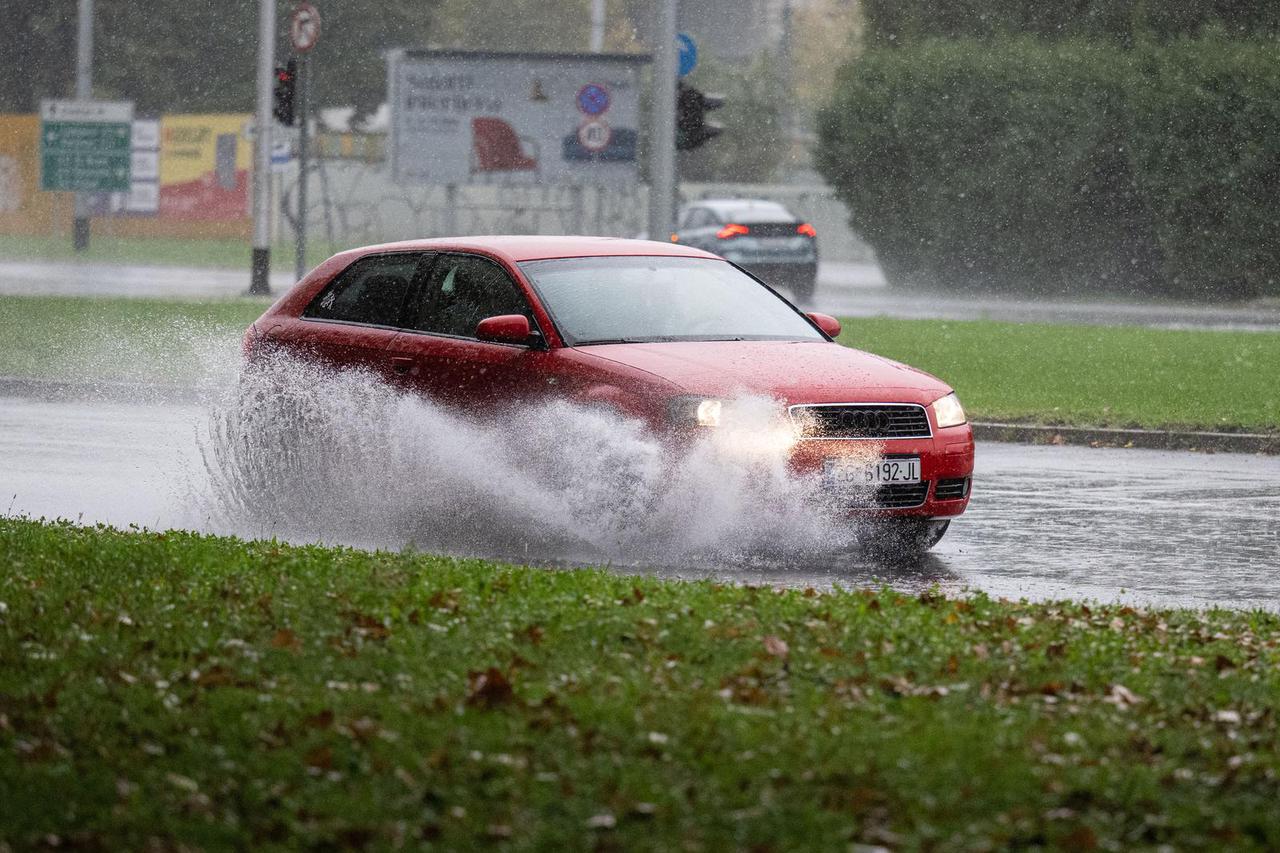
top-left (867, 519), bottom-right (950, 556)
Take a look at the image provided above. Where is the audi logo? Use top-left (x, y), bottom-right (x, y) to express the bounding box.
top-left (837, 409), bottom-right (888, 434)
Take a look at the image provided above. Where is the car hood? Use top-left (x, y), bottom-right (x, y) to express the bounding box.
top-left (577, 340), bottom-right (952, 406)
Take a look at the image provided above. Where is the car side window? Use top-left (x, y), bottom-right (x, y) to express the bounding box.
top-left (685, 208), bottom-right (707, 228)
top-left (412, 254), bottom-right (535, 338)
top-left (303, 253), bottom-right (423, 326)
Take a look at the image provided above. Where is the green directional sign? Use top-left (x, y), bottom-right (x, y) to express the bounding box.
top-left (40, 100), bottom-right (134, 192)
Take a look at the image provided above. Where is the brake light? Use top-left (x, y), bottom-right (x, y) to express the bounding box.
top-left (717, 223), bottom-right (750, 239)
top-left (797, 222), bottom-right (816, 238)
top-left (670, 233), bottom-right (679, 242)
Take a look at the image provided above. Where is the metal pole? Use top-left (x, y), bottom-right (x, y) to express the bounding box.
top-left (294, 53), bottom-right (310, 282)
top-left (590, 0), bottom-right (606, 53)
top-left (779, 0), bottom-right (795, 177)
top-left (72, 0), bottom-right (93, 251)
top-left (646, 0), bottom-right (677, 242)
top-left (249, 0), bottom-right (276, 295)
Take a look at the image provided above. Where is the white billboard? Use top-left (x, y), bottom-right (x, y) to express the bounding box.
top-left (388, 49), bottom-right (647, 186)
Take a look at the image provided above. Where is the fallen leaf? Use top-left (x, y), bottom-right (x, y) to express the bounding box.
top-left (466, 667), bottom-right (514, 709)
top-left (165, 772), bottom-right (199, 793)
top-left (304, 709), bottom-right (335, 729)
top-left (1105, 684), bottom-right (1142, 707)
top-left (762, 635), bottom-right (789, 660)
top-left (271, 628), bottom-right (301, 652)
top-left (195, 666), bottom-right (233, 688)
top-left (305, 745), bottom-right (333, 770)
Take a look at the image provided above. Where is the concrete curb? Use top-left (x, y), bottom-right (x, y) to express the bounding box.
top-left (972, 422), bottom-right (1279, 455)
top-left (2, 376), bottom-right (1274, 455)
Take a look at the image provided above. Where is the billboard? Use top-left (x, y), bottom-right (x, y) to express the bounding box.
top-left (388, 49), bottom-right (648, 186)
top-left (157, 114), bottom-right (252, 221)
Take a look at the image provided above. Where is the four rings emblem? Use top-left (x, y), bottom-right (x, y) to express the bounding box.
top-left (838, 409), bottom-right (888, 433)
top-left (791, 404), bottom-right (932, 439)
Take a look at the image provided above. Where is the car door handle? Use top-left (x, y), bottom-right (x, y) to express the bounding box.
top-left (390, 356), bottom-right (415, 375)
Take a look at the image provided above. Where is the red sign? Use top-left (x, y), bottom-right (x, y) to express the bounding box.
top-left (291, 3), bottom-right (321, 53)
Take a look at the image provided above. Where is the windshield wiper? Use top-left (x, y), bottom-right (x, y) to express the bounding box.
top-left (575, 335), bottom-right (750, 345)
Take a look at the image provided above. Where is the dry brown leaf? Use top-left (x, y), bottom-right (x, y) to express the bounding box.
top-left (466, 667), bottom-right (515, 709)
top-left (305, 744), bottom-right (333, 770)
top-left (271, 628), bottom-right (301, 652)
top-left (762, 635), bottom-right (789, 660)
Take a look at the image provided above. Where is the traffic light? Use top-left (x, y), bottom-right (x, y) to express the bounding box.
top-left (273, 59), bottom-right (297, 126)
top-left (676, 82), bottom-right (724, 151)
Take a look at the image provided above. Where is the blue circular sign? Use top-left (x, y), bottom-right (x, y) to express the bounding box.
top-left (677, 32), bottom-right (698, 78)
top-left (576, 83), bottom-right (611, 116)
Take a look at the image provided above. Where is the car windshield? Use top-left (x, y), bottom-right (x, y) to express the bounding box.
top-left (518, 256), bottom-right (825, 346)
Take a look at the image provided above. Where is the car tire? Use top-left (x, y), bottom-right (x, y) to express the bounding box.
top-left (866, 519), bottom-right (950, 556)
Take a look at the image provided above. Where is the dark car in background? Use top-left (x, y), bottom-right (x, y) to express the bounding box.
top-left (673, 199), bottom-right (819, 304)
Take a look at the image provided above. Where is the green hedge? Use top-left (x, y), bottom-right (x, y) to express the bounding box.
top-left (861, 0), bottom-right (1280, 45)
top-left (816, 38), bottom-right (1280, 297)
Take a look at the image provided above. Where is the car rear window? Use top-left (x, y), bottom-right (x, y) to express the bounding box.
top-left (303, 254), bottom-right (423, 327)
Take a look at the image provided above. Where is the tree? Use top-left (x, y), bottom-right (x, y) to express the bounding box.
top-left (0, 0), bottom-right (442, 121)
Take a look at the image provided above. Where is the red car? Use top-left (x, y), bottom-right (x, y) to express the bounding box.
top-left (244, 236), bottom-right (973, 551)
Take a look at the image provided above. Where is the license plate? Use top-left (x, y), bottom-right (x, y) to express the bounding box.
top-left (824, 456), bottom-right (921, 488)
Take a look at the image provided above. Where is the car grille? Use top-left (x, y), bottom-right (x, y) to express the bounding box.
top-left (935, 477), bottom-right (971, 500)
top-left (845, 481), bottom-right (930, 509)
top-left (792, 404), bottom-right (932, 440)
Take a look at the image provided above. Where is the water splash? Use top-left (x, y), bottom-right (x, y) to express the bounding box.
top-left (196, 354), bottom-right (880, 566)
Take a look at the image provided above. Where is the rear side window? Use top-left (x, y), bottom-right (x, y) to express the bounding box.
top-left (411, 254), bottom-right (534, 338)
top-left (303, 254), bottom-right (423, 326)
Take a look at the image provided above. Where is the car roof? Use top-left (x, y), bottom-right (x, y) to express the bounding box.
top-left (685, 198), bottom-right (795, 222)
top-left (336, 235), bottom-right (720, 265)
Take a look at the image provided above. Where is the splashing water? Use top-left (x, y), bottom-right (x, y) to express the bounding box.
top-left (196, 354), bottom-right (880, 567)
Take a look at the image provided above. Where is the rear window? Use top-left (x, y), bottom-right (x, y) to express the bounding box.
top-left (720, 202), bottom-right (794, 224)
top-left (303, 254), bottom-right (423, 326)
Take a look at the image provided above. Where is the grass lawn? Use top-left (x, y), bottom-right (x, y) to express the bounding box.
top-left (841, 318), bottom-right (1279, 432)
top-left (1, 519), bottom-right (1278, 849)
top-left (0, 296), bottom-right (264, 386)
top-left (0, 234), bottom-right (345, 271)
top-left (0, 293), bottom-right (1276, 432)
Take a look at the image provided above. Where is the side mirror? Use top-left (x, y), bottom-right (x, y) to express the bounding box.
top-left (475, 314), bottom-right (534, 345)
top-left (806, 312), bottom-right (841, 338)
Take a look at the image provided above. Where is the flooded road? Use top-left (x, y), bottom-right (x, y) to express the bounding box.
top-left (2, 394), bottom-right (1277, 610)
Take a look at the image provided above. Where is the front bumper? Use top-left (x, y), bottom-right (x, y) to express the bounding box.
top-left (788, 423), bottom-right (975, 519)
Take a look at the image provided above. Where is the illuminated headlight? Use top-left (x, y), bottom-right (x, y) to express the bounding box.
top-left (669, 397), bottom-right (722, 427)
top-left (931, 392), bottom-right (967, 428)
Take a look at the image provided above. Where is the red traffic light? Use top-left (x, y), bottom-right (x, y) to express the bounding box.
top-left (273, 59), bottom-right (298, 126)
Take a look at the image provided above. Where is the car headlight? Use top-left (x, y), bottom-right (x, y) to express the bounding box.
top-left (931, 392), bottom-right (967, 428)
top-left (669, 397), bottom-right (722, 427)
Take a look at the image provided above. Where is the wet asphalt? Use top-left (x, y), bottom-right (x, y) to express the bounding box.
top-left (2, 395), bottom-right (1276, 610)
